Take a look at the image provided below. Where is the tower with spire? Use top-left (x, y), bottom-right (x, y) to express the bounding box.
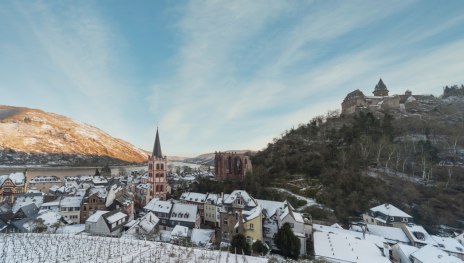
top-left (147, 127), bottom-right (169, 201)
top-left (373, 78), bottom-right (389, 96)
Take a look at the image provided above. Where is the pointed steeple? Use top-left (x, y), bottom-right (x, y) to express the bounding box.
top-left (152, 127), bottom-right (163, 158)
top-left (373, 78), bottom-right (389, 96)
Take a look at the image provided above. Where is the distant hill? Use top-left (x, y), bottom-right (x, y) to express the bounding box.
top-left (184, 150), bottom-right (254, 166)
top-left (0, 105), bottom-right (147, 166)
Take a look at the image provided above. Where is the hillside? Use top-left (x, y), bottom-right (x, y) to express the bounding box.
top-left (0, 105), bottom-right (146, 166)
top-left (250, 92), bottom-right (464, 232)
top-left (0, 233), bottom-right (266, 263)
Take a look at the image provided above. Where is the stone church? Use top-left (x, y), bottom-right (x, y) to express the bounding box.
top-left (341, 79), bottom-right (410, 115)
top-left (214, 152), bottom-right (252, 182)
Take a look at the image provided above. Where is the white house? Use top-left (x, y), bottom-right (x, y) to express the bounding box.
top-left (431, 235), bottom-right (464, 260)
top-left (59, 196), bottom-right (84, 224)
top-left (124, 212), bottom-right (159, 238)
top-left (409, 244), bottom-right (463, 263)
top-left (363, 203), bottom-right (413, 227)
top-left (191, 228), bottom-right (215, 248)
top-left (85, 210), bottom-right (128, 237)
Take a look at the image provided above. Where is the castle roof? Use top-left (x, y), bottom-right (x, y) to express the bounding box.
top-left (374, 78), bottom-right (388, 92)
top-left (343, 89), bottom-right (365, 102)
top-left (152, 127), bottom-right (163, 158)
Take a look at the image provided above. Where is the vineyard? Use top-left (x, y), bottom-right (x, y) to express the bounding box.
top-left (0, 233), bottom-right (267, 263)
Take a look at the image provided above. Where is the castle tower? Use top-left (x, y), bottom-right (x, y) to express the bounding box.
top-left (148, 127), bottom-right (169, 201)
top-left (373, 78), bottom-right (389, 97)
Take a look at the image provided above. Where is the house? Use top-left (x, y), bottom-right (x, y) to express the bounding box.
top-left (144, 198), bottom-right (173, 228)
top-left (106, 184), bottom-right (135, 221)
top-left (257, 199), bottom-right (307, 255)
top-left (80, 187), bottom-right (107, 223)
top-left (85, 210), bottom-right (128, 237)
top-left (23, 210), bottom-right (63, 232)
top-left (204, 193), bottom-right (219, 227)
top-left (242, 205), bottom-right (263, 246)
top-left (391, 243), bottom-right (420, 263)
top-left (410, 244), bottom-right (463, 263)
top-left (124, 212), bottom-right (159, 238)
top-left (0, 172), bottom-right (27, 204)
top-left (313, 224), bottom-right (391, 263)
top-left (191, 228), bottom-right (215, 248)
top-left (219, 190), bottom-right (258, 243)
top-left (363, 203), bottom-right (413, 227)
top-left (59, 196), bottom-right (84, 224)
top-left (351, 223), bottom-right (411, 245)
top-left (40, 199), bottom-right (60, 213)
top-left (12, 193), bottom-right (44, 214)
top-left (179, 192), bottom-right (207, 222)
top-left (431, 235), bottom-right (464, 260)
top-left (401, 224), bottom-right (436, 248)
top-left (169, 203), bottom-right (200, 229)
top-left (28, 176), bottom-right (63, 194)
top-left (171, 225), bottom-right (190, 243)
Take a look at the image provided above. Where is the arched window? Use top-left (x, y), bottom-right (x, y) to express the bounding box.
top-left (155, 185), bottom-right (160, 192)
top-left (156, 164), bottom-right (160, 170)
top-left (160, 164), bottom-right (164, 170)
top-left (160, 185), bottom-right (163, 192)
top-left (227, 156), bottom-right (232, 174)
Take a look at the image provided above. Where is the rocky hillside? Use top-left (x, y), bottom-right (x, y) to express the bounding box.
top-left (0, 105), bottom-right (147, 166)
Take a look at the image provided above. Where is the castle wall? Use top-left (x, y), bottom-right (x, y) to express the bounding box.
top-left (214, 152), bottom-right (252, 182)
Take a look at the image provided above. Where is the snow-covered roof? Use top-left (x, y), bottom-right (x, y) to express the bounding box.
top-left (369, 203), bottom-right (412, 218)
top-left (395, 243), bottom-right (419, 259)
top-left (55, 224), bottom-right (85, 234)
top-left (313, 231), bottom-right (390, 263)
top-left (402, 224), bottom-right (436, 246)
top-left (105, 212), bottom-right (127, 224)
top-left (431, 235), bottom-right (464, 255)
top-left (144, 198), bottom-right (172, 214)
top-left (0, 172), bottom-right (26, 186)
top-left (293, 211), bottom-right (304, 223)
top-left (205, 193), bottom-right (219, 204)
top-left (60, 196), bottom-right (84, 208)
top-left (180, 192), bottom-right (207, 203)
top-left (86, 211), bottom-right (109, 223)
top-left (313, 224), bottom-right (387, 249)
top-left (352, 224), bottom-right (410, 244)
top-left (256, 199), bottom-right (285, 218)
top-left (12, 194), bottom-right (44, 213)
top-left (41, 199), bottom-right (60, 208)
top-left (191, 229), bottom-right (214, 246)
top-left (171, 225), bottom-right (189, 238)
top-left (243, 205), bottom-right (262, 222)
top-left (410, 244), bottom-right (463, 263)
top-left (170, 203), bottom-right (197, 223)
top-left (223, 190), bottom-right (256, 207)
top-left (136, 183), bottom-right (150, 190)
top-left (89, 187), bottom-right (108, 199)
top-left (29, 176), bottom-right (62, 183)
top-left (92, 176), bottom-right (108, 185)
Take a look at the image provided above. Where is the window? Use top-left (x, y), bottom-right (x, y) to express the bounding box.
top-left (156, 164), bottom-right (160, 170)
top-left (223, 219), bottom-right (228, 225)
top-left (160, 164), bottom-right (164, 170)
top-left (402, 217), bottom-right (408, 223)
top-left (249, 223), bottom-right (254, 230)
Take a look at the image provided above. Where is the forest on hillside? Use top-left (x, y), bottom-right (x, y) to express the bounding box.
top-left (247, 92), bottom-right (464, 233)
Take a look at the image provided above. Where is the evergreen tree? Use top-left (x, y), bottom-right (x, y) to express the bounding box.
top-left (273, 222), bottom-right (301, 259)
top-left (230, 234), bottom-right (251, 255)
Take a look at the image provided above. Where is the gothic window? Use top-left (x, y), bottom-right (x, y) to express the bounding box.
top-left (235, 157), bottom-right (242, 175)
top-left (160, 164), bottom-right (164, 170)
top-left (227, 157), bottom-right (232, 174)
top-left (160, 185), bottom-right (163, 192)
top-left (156, 164), bottom-right (160, 170)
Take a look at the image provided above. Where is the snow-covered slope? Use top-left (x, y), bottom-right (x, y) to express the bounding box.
top-left (0, 233), bottom-right (267, 263)
top-left (0, 105), bottom-right (146, 165)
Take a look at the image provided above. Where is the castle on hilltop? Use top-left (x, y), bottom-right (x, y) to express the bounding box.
top-left (341, 78), bottom-right (414, 115)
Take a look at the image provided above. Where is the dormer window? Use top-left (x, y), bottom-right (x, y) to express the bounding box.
top-left (184, 213), bottom-right (188, 218)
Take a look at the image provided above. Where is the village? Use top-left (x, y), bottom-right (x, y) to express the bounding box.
top-left (0, 126), bottom-right (463, 263)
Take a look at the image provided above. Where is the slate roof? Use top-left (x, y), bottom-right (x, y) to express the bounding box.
top-left (152, 128), bottom-right (163, 158)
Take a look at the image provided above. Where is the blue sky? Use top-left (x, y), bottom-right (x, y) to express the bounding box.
top-left (1, 1), bottom-right (464, 157)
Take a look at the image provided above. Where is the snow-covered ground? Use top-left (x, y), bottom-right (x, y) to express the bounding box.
top-left (271, 187), bottom-right (321, 211)
top-left (0, 233), bottom-right (267, 263)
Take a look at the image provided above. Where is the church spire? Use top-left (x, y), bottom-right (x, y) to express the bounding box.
top-left (152, 127), bottom-right (163, 158)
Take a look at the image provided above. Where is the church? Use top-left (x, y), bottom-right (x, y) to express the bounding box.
top-left (147, 128), bottom-right (170, 201)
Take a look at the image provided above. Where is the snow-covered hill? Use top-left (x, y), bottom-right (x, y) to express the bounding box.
top-left (0, 105), bottom-right (146, 165)
top-left (0, 233), bottom-right (267, 263)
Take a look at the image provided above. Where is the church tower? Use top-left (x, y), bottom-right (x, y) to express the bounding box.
top-left (148, 127), bottom-right (169, 201)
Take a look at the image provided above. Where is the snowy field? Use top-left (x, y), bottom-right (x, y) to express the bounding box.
top-left (0, 233), bottom-right (266, 263)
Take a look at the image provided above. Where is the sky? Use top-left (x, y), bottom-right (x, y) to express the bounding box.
top-left (1, 0), bottom-right (464, 157)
